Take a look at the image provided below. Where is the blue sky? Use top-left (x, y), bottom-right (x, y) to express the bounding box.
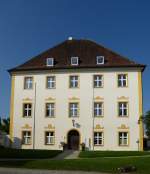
top-left (0, 0), bottom-right (150, 118)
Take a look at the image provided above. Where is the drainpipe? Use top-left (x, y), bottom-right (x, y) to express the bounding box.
top-left (92, 78), bottom-right (95, 151)
top-left (33, 83), bottom-right (37, 149)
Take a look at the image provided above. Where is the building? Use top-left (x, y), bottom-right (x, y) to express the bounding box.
top-left (8, 38), bottom-right (145, 151)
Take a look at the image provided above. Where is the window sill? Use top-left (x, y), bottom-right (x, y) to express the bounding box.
top-left (45, 143), bottom-right (55, 145)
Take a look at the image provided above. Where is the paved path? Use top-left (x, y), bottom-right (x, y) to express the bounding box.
top-left (53, 150), bottom-right (80, 160)
top-left (0, 168), bottom-right (107, 174)
top-left (0, 150), bottom-right (80, 161)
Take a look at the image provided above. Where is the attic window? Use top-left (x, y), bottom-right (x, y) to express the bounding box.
top-left (96, 56), bottom-right (104, 65)
top-left (46, 58), bottom-right (54, 66)
top-left (71, 57), bottom-right (79, 66)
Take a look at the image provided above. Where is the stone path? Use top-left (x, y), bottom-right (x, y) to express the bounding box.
top-left (0, 168), bottom-right (107, 174)
top-left (53, 150), bottom-right (80, 160)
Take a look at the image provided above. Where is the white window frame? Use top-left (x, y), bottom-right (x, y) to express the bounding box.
top-left (94, 75), bottom-right (103, 88)
top-left (69, 76), bottom-right (79, 88)
top-left (118, 74), bottom-right (128, 87)
top-left (118, 102), bottom-right (128, 117)
top-left (46, 58), bottom-right (54, 67)
top-left (94, 102), bottom-right (103, 117)
top-left (94, 132), bottom-right (104, 146)
top-left (22, 131), bottom-right (31, 145)
top-left (46, 103), bottom-right (55, 117)
top-left (45, 131), bottom-right (55, 145)
top-left (69, 103), bottom-right (79, 117)
top-left (23, 103), bottom-right (32, 117)
top-left (24, 77), bottom-right (33, 89)
top-left (119, 132), bottom-right (128, 146)
top-left (96, 56), bottom-right (104, 65)
top-left (46, 76), bottom-right (55, 89)
top-left (71, 57), bottom-right (79, 66)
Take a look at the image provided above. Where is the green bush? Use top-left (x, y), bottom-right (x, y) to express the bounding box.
top-left (0, 148), bottom-right (62, 159)
top-left (79, 151), bottom-right (150, 158)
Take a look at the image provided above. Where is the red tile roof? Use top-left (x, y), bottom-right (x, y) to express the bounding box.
top-left (8, 39), bottom-right (145, 73)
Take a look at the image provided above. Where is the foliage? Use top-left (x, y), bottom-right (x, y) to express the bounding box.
top-left (0, 117), bottom-right (10, 134)
top-left (144, 110), bottom-right (150, 138)
top-left (79, 151), bottom-right (150, 158)
top-left (0, 148), bottom-right (62, 159)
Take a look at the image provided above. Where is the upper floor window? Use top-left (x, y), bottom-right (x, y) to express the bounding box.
top-left (69, 103), bottom-right (79, 117)
top-left (96, 56), bottom-right (104, 65)
top-left (45, 131), bottom-right (55, 145)
top-left (118, 102), bottom-right (128, 117)
top-left (46, 76), bottom-right (55, 89)
top-left (69, 75), bottom-right (79, 88)
top-left (94, 132), bottom-right (104, 146)
top-left (118, 74), bottom-right (128, 87)
top-left (22, 131), bottom-right (31, 145)
top-left (94, 102), bottom-right (103, 117)
top-left (46, 58), bottom-right (54, 66)
top-left (119, 132), bottom-right (128, 146)
top-left (46, 103), bottom-right (55, 117)
top-left (93, 75), bottom-right (103, 88)
top-left (23, 103), bottom-right (32, 117)
top-left (24, 77), bottom-right (33, 89)
top-left (71, 57), bottom-right (79, 65)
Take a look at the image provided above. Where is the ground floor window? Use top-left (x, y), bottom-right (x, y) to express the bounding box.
top-left (45, 131), bottom-right (55, 145)
top-left (22, 131), bottom-right (31, 145)
top-left (119, 132), bottom-right (128, 146)
top-left (94, 132), bottom-right (104, 146)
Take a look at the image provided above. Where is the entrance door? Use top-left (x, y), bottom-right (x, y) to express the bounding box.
top-left (67, 130), bottom-right (79, 150)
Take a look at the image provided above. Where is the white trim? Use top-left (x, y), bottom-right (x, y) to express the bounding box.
top-left (46, 58), bottom-right (54, 67)
top-left (96, 56), bottom-right (104, 65)
top-left (71, 57), bottom-right (79, 66)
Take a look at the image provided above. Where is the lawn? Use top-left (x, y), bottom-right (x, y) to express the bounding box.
top-left (79, 150), bottom-right (150, 158)
top-left (0, 156), bottom-right (150, 173)
top-left (0, 148), bottom-right (62, 159)
top-left (0, 149), bottom-right (150, 173)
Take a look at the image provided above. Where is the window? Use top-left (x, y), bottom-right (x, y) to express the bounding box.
top-left (119, 132), bottom-right (128, 146)
top-left (46, 103), bottom-right (55, 117)
top-left (46, 58), bottom-right (54, 66)
top-left (94, 132), bottom-right (104, 146)
top-left (46, 76), bottom-right (55, 89)
top-left (45, 131), bottom-right (55, 145)
top-left (69, 76), bottom-right (79, 88)
top-left (118, 74), bottom-right (128, 87)
top-left (96, 56), bottom-right (104, 65)
top-left (69, 103), bottom-right (79, 117)
top-left (93, 75), bottom-right (103, 88)
top-left (118, 102), bottom-right (128, 117)
top-left (24, 77), bottom-right (33, 89)
top-left (22, 131), bottom-right (31, 145)
top-left (71, 57), bottom-right (79, 65)
top-left (94, 102), bottom-right (103, 117)
top-left (23, 103), bottom-right (32, 117)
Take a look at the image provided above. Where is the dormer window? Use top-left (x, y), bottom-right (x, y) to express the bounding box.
top-left (71, 57), bottom-right (79, 66)
top-left (46, 58), bottom-right (54, 66)
top-left (96, 56), bottom-right (104, 65)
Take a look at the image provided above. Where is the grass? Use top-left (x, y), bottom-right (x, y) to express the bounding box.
top-left (79, 150), bottom-right (150, 158)
top-left (0, 156), bottom-right (150, 173)
top-left (0, 149), bottom-right (150, 173)
top-left (0, 148), bottom-right (62, 159)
